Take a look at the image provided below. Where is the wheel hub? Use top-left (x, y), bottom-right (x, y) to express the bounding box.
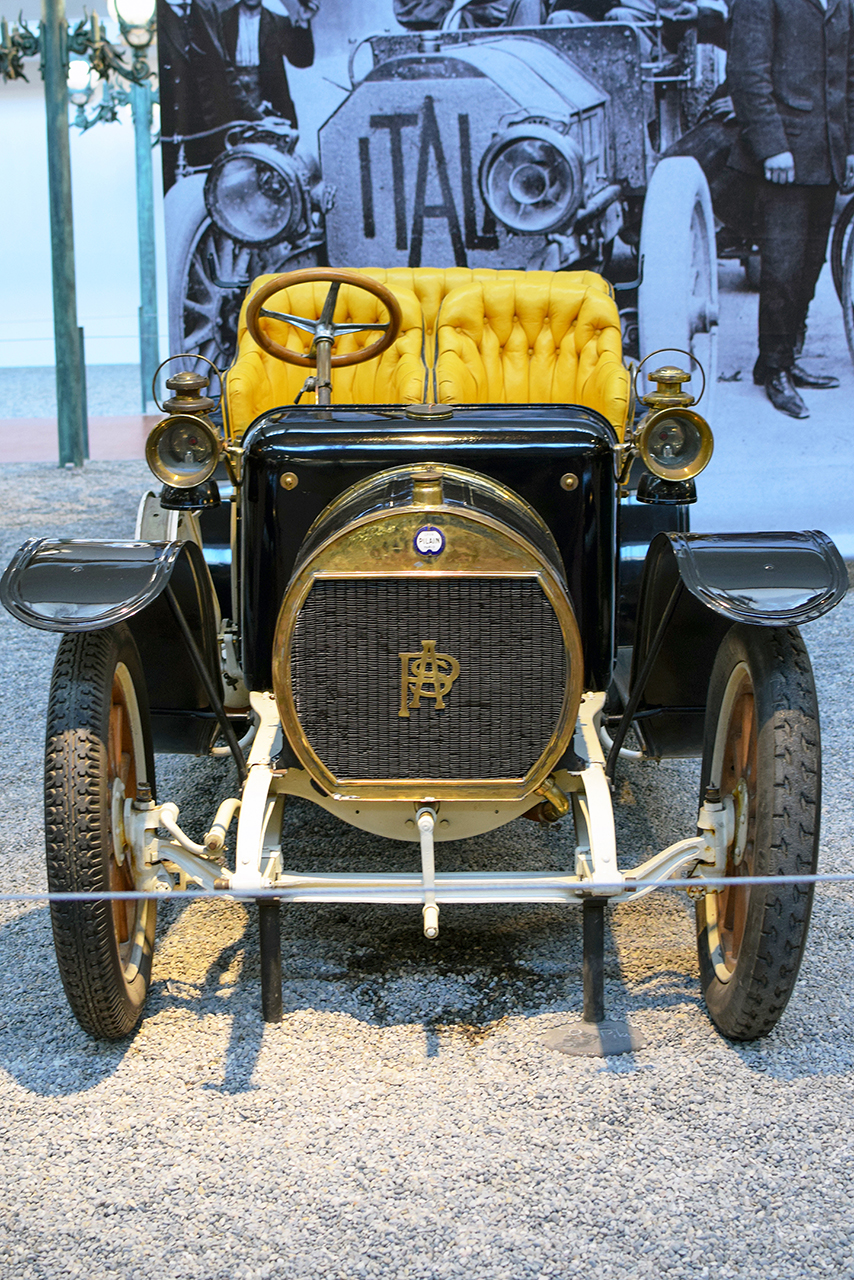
top-left (731, 777), bottom-right (749, 866)
top-left (111, 776), bottom-right (128, 867)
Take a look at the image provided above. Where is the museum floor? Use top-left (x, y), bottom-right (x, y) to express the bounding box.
top-left (0, 364), bottom-right (154, 462)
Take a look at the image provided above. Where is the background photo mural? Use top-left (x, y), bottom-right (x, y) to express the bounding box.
top-left (158, 0), bottom-right (733, 373)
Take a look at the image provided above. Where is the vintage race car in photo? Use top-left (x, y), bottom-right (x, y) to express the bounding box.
top-left (1, 263), bottom-right (846, 1050)
top-left (167, 15), bottom-right (722, 396)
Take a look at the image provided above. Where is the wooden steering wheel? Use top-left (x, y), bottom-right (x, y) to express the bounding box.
top-left (244, 268), bottom-right (402, 368)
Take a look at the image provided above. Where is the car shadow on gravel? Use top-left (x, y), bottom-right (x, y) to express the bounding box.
top-left (0, 774), bottom-right (743, 1096)
top-left (2, 753), bottom-right (845, 1094)
top-left (0, 905), bottom-right (155, 1095)
top-left (132, 880), bottom-right (708, 1091)
top-left (146, 896), bottom-right (683, 1090)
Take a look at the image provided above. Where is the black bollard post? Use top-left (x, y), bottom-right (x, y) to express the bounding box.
top-left (582, 898), bottom-right (606, 1024)
top-left (258, 899), bottom-right (283, 1024)
top-left (541, 897), bottom-right (645, 1058)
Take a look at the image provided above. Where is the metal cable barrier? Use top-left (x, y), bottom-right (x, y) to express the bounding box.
top-left (1, 872), bottom-right (854, 905)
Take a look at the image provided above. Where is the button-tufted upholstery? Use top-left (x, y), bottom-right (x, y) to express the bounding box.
top-left (432, 270), bottom-right (629, 427)
top-left (224, 267), bottom-right (631, 439)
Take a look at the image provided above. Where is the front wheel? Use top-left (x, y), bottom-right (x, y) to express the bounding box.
top-left (831, 195), bottom-right (854, 302)
top-left (45, 625), bottom-right (157, 1039)
top-left (696, 624), bottom-right (820, 1041)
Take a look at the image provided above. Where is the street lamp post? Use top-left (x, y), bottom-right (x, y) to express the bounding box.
top-left (1, 5), bottom-right (157, 458)
top-left (41, 0), bottom-right (87, 467)
top-left (113, 0), bottom-right (159, 411)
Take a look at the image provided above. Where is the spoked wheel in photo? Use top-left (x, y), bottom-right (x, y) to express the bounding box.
top-left (840, 206), bottom-right (854, 368)
top-left (831, 194), bottom-right (854, 302)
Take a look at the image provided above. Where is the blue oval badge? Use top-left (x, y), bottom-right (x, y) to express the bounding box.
top-left (414, 525), bottom-right (445, 556)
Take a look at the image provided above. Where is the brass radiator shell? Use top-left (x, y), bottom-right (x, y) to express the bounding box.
top-left (272, 464), bottom-right (583, 802)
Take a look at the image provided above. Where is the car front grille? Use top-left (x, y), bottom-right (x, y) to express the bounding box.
top-left (289, 577), bottom-right (567, 781)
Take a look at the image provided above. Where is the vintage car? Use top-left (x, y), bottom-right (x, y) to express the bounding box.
top-left (167, 15), bottom-right (721, 396)
top-left (1, 264), bottom-right (847, 1051)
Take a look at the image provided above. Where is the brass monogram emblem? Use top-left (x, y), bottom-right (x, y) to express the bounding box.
top-left (398, 640), bottom-right (460, 718)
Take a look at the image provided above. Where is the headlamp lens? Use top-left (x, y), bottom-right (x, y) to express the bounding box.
top-left (648, 416), bottom-right (700, 469)
top-left (638, 409), bottom-right (714, 481)
top-left (206, 153), bottom-right (299, 244)
top-left (146, 414), bottom-right (220, 488)
top-left (480, 131), bottom-right (583, 234)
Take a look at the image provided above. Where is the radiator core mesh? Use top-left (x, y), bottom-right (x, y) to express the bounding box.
top-left (289, 577), bottom-right (567, 780)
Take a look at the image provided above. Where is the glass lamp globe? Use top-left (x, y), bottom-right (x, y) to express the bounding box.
top-left (67, 59), bottom-right (94, 106)
top-left (113, 0), bottom-right (156, 45)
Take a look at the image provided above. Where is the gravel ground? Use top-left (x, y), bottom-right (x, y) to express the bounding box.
top-left (1, 462), bottom-right (853, 1280)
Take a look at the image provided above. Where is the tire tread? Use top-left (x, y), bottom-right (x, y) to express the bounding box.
top-left (45, 626), bottom-right (154, 1040)
top-left (697, 625), bottom-right (820, 1040)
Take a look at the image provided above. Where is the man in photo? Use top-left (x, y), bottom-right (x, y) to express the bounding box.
top-left (189, 0), bottom-right (317, 136)
top-left (728, 0), bottom-right (854, 419)
top-left (221, 0), bottom-right (316, 124)
top-left (548, 0), bottom-right (728, 47)
top-left (160, 0), bottom-right (236, 186)
top-left (394, 0), bottom-right (542, 25)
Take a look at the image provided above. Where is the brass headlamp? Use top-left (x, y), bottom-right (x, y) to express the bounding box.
top-left (635, 365), bottom-right (714, 482)
top-left (145, 371), bottom-right (221, 489)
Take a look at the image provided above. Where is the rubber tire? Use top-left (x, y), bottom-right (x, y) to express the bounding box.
top-left (45, 624), bottom-right (157, 1040)
top-left (164, 173), bottom-right (220, 364)
top-left (638, 156), bottom-right (719, 405)
top-left (841, 211), bottom-right (854, 370)
top-left (831, 195), bottom-right (854, 302)
top-left (696, 624), bottom-right (820, 1041)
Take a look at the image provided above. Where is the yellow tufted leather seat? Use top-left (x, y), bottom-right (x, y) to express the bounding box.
top-left (433, 270), bottom-right (630, 429)
top-left (224, 267), bottom-right (631, 439)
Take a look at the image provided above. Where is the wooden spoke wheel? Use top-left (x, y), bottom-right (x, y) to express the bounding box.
top-left (696, 624), bottom-right (820, 1041)
top-left (45, 624), bottom-right (157, 1039)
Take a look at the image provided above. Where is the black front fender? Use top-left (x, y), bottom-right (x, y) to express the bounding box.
top-left (1, 538), bottom-right (188, 632)
top-left (627, 530), bottom-right (847, 758)
top-left (1, 539), bottom-right (224, 756)
top-left (657, 530), bottom-right (848, 627)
